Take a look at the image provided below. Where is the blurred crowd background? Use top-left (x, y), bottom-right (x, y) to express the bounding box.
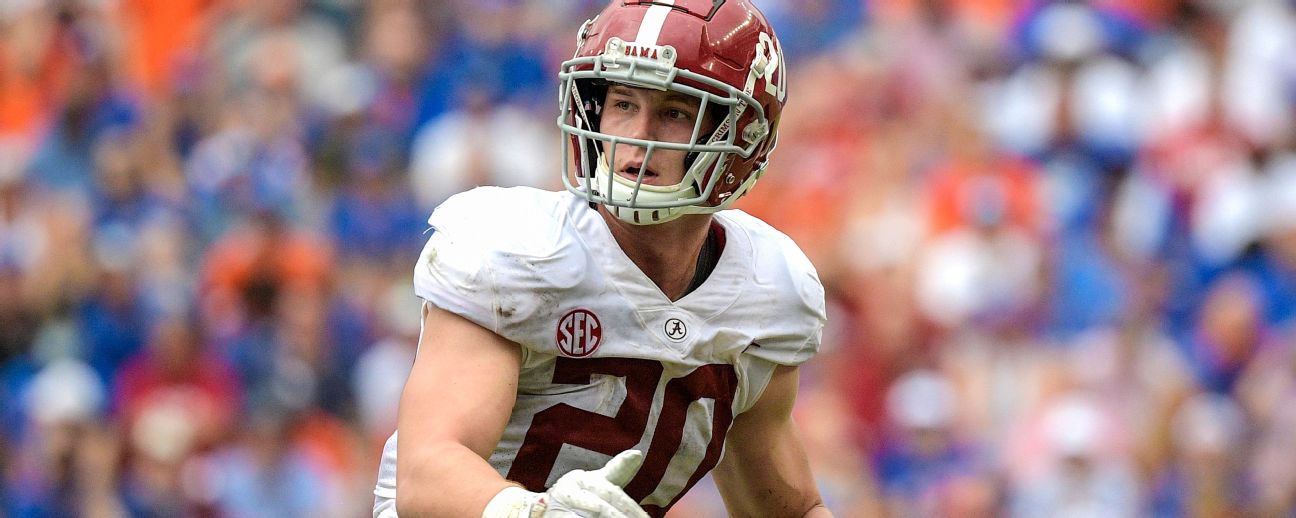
top-left (2, 0), bottom-right (1295, 516)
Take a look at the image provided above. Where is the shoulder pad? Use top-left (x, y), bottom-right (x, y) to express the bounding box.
top-left (414, 187), bottom-right (584, 338)
top-left (723, 210), bottom-right (826, 366)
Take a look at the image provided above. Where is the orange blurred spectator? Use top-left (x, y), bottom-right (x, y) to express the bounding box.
top-left (116, 0), bottom-right (217, 98)
top-left (0, 37), bottom-right (46, 139)
top-left (199, 212), bottom-right (333, 337)
top-left (924, 106), bottom-right (1043, 237)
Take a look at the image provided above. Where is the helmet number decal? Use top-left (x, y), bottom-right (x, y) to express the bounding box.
top-left (750, 32), bottom-right (787, 103)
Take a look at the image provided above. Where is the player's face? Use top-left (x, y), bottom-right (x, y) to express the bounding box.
top-left (600, 84), bottom-right (710, 187)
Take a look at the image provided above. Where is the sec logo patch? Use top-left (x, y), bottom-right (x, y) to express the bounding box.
top-left (556, 309), bottom-right (602, 357)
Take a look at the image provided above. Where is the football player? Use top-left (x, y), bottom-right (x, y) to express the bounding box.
top-left (374, 1), bottom-right (830, 516)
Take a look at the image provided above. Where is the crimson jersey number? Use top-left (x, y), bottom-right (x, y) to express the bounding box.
top-left (507, 357), bottom-right (738, 516)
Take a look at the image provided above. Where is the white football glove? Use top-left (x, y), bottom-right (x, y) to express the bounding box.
top-left (482, 450), bottom-right (650, 518)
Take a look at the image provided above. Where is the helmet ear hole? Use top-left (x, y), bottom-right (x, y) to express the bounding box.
top-left (573, 79), bottom-right (609, 179)
top-left (575, 79), bottom-right (608, 132)
top-left (703, 104), bottom-right (726, 136)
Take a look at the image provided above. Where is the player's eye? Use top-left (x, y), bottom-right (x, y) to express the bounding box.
top-left (664, 108), bottom-right (691, 121)
top-left (612, 100), bottom-right (634, 111)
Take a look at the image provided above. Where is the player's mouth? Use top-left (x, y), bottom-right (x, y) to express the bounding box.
top-left (618, 164), bottom-right (660, 184)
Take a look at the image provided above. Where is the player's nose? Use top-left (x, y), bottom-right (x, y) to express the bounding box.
top-left (621, 107), bottom-right (657, 142)
top-left (615, 141), bottom-right (647, 166)
top-left (609, 109), bottom-right (659, 168)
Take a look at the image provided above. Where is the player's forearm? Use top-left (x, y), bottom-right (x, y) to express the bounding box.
top-left (718, 487), bottom-right (831, 518)
top-left (395, 439), bottom-right (514, 517)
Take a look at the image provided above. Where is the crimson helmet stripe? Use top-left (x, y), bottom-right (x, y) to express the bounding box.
top-left (635, 0), bottom-right (676, 45)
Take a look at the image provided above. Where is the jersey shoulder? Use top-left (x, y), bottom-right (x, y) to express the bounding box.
top-left (717, 210), bottom-right (827, 366)
top-left (720, 210), bottom-right (821, 286)
top-left (414, 187), bottom-right (587, 337)
top-left (426, 186), bottom-right (571, 255)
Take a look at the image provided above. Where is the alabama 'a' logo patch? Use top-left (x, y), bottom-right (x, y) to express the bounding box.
top-left (664, 317), bottom-right (688, 342)
top-left (556, 309), bottom-right (602, 357)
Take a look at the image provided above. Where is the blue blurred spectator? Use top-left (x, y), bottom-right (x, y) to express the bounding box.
top-left (875, 370), bottom-right (984, 516)
top-left (184, 110), bottom-right (311, 241)
top-left (413, 1), bottom-right (549, 129)
top-left (328, 126), bottom-right (425, 260)
top-left (1243, 154), bottom-right (1296, 328)
top-left (1012, 1), bottom-right (1149, 62)
top-left (29, 56), bottom-right (139, 190)
top-left (767, 0), bottom-right (864, 58)
top-left (1180, 273), bottom-right (1268, 394)
top-left (4, 357), bottom-right (109, 518)
top-left (1045, 183), bottom-right (1133, 338)
top-left (203, 404), bottom-right (344, 518)
top-left (1150, 392), bottom-right (1254, 517)
top-left (1010, 393), bottom-right (1142, 518)
top-left (78, 263), bottom-right (146, 388)
top-left (408, 88), bottom-right (555, 212)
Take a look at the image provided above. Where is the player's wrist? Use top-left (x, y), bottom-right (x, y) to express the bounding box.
top-left (481, 485), bottom-right (545, 518)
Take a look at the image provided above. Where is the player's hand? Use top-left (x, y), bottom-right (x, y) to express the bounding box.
top-left (481, 450), bottom-right (649, 518)
top-left (543, 450), bottom-right (649, 518)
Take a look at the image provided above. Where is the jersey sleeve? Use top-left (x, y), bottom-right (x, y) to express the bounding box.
top-left (745, 266), bottom-right (825, 367)
top-left (731, 213), bottom-right (828, 367)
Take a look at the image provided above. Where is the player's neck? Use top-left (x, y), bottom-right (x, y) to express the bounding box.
top-left (599, 207), bottom-right (712, 301)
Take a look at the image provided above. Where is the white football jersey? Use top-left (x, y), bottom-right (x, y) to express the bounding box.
top-left (374, 187), bottom-right (825, 517)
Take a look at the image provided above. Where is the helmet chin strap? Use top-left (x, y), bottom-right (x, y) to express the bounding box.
top-left (593, 157), bottom-right (698, 225)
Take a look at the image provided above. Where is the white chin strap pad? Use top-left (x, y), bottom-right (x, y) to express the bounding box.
top-left (592, 159), bottom-right (698, 225)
